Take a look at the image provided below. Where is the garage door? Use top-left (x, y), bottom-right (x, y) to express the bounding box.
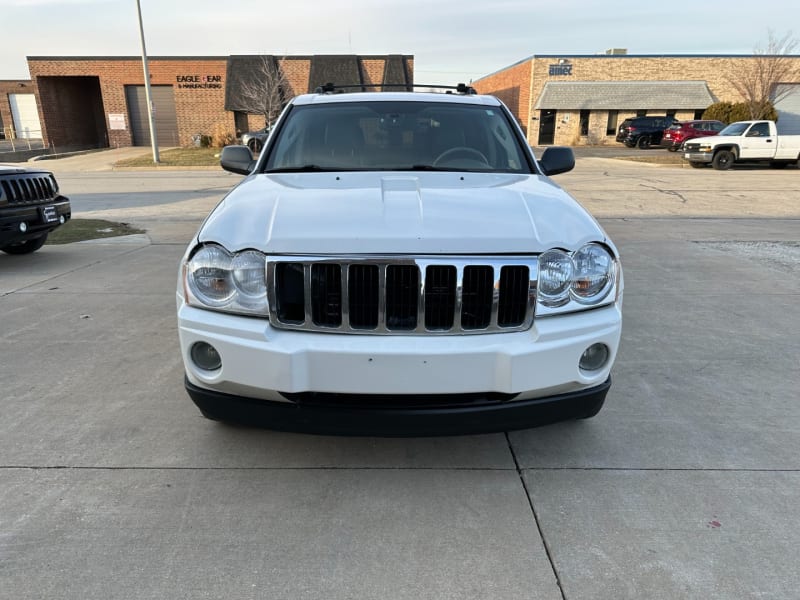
top-left (125, 85), bottom-right (179, 146)
top-left (9, 93), bottom-right (43, 139)
top-left (774, 84), bottom-right (800, 134)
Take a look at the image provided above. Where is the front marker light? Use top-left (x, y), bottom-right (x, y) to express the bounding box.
top-left (571, 244), bottom-right (615, 304)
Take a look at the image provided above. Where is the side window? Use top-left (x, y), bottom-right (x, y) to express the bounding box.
top-left (748, 123), bottom-right (770, 137)
top-left (711, 122), bottom-right (725, 132)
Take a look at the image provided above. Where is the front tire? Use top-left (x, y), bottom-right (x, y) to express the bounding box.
top-left (712, 150), bottom-right (734, 170)
top-left (1, 233), bottom-right (48, 255)
top-left (667, 145), bottom-right (678, 152)
top-left (637, 136), bottom-right (651, 149)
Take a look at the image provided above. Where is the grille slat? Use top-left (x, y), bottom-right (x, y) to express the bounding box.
top-left (461, 266), bottom-right (494, 330)
top-left (498, 266), bottom-right (530, 327)
top-left (269, 257), bottom-right (536, 335)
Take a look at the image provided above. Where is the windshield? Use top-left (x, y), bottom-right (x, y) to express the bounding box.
top-left (263, 101), bottom-right (532, 174)
top-left (718, 122), bottom-right (749, 136)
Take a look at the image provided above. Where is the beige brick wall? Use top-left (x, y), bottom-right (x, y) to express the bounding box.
top-left (478, 55), bottom-right (800, 145)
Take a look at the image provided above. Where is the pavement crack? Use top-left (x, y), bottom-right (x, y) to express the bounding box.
top-left (639, 183), bottom-right (689, 203)
top-left (505, 433), bottom-right (568, 600)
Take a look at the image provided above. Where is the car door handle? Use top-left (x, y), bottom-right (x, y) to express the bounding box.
top-left (766, 139), bottom-right (773, 143)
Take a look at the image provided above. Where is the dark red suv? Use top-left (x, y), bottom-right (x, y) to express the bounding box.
top-left (661, 120), bottom-right (725, 151)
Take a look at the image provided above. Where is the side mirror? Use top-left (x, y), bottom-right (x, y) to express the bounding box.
top-left (220, 145), bottom-right (256, 175)
top-left (538, 146), bottom-right (575, 176)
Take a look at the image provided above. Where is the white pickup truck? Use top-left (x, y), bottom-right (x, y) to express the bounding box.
top-left (683, 120), bottom-right (800, 170)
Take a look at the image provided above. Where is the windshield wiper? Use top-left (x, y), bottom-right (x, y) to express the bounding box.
top-left (405, 165), bottom-right (449, 171)
top-left (265, 165), bottom-right (328, 173)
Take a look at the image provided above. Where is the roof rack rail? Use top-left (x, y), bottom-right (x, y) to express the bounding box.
top-left (313, 82), bottom-right (477, 95)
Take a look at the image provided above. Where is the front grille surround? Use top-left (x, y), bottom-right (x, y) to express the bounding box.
top-left (0, 174), bottom-right (57, 205)
top-left (267, 255), bottom-right (538, 335)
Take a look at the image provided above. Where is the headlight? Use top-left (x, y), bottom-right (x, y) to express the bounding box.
top-left (184, 244), bottom-right (268, 315)
top-left (537, 243), bottom-right (617, 314)
top-left (538, 250), bottom-right (574, 307)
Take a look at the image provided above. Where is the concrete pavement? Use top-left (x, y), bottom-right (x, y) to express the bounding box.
top-left (1, 153), bottom-right (798, 599)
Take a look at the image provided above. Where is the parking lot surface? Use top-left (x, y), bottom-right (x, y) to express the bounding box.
top-left (1, 154), bottom-right (798, 599)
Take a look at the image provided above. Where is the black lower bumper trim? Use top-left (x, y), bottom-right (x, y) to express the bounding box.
top-left (184, 376), bottom-right (611, 437)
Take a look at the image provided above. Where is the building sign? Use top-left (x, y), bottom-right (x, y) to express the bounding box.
top-left (176, 75), bottom-right (223, 89)
top-left (549, 64), bottom-right (573, 76)
top-left (108, 113), bottom-right (126, 130)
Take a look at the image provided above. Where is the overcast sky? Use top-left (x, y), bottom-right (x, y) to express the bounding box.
top-left (1, 0), bottom-right (798, 83)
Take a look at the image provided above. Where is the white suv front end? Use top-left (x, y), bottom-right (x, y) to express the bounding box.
top-left (177, 87), bottom-right (623, 435)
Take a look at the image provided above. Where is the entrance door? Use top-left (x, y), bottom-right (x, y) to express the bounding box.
top-left (538, 110), bottom-right (556, 145)
top-left (9, 94), bottom-right (43, 139)
top-left (125, 85), bottom-right (179, 146)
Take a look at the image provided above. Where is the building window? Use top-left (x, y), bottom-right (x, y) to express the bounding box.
top-left (606, 110), bottom-right (618, 136)
top-left (579, 110), bottom-right (590, 136)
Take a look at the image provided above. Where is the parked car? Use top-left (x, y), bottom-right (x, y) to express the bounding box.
top-left (661, 120), bottom-right (725, 151)
top-left (240, 127), bottom-right (270, 153)
top-left (683, 120), bottom-right (800, 170)
top-left (177, 85), bottom-right (623, 436)
top-left (0, 164), bottom-right (70, 254)
top-left (616, 116), bottom-right (676, 149)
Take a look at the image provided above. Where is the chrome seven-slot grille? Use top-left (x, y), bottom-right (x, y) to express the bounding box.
top-left (267, 257), bottom-right (537, 335)
top-left (0, 174), bottom-right (57, 205)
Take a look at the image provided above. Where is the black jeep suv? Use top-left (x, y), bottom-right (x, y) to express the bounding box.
top-left (616, 116), bottom-right (676, 149)
top-left (0, 164), bottom-right (70, 254)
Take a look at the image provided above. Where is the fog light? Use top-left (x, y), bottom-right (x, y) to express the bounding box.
top-left (19, 222), bottom-right (27, 233)
top-left (59, 215), bottom-right (66, 224)
top-left (580, 343), bottom-right (609, 371)
top-left (191, 342), bottom-right (221, 371)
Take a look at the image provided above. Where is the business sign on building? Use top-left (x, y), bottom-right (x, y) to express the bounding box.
top-left (176, 75), bottom-right (223, 89)
top-left (108, 113), bottom-right (126, 130)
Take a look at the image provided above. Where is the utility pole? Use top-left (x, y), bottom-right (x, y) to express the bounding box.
top-left (136, 0), bottom-right (159, 163)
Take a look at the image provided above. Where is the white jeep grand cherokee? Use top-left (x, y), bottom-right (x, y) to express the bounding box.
top-left (177, 84), bottom-right (623, 435)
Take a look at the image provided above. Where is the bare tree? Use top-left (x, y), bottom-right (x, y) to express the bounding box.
top-left (728, 30), bottom-right (799, 119)
top-left (234, 56), bottom-right (291, 129)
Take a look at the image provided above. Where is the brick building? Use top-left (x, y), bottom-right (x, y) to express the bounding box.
top-left (25, 54), bottom-right (413, 151)
top-left (1, 79), bottom-right (40, 140)
top-left (472, 51), bottom-right (800, 146)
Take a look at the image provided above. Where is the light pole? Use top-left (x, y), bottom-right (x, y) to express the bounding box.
top-left (135, 0), bottom-right (159, 163)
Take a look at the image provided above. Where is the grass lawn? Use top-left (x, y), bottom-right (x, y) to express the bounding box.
top-left (114, 147), bottom-right (222, 167)
top-left (615, 153), bottom-right (685, 165)
top-left (46, 219), bottom-right (146, 244)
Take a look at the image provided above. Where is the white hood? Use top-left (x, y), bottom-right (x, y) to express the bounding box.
top-left (198, 171), bottom-right (608, 255)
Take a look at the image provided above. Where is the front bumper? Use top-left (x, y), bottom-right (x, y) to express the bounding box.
top-left (185, 375), bottom-right (611, 436)
top-left (683, 151), bottom-right (712, 163)
top-left (178, 298), bottom-right (622, 433)
top-left (0, 197), bottom-right (71, 245)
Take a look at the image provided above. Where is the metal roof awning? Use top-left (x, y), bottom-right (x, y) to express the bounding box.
top-left (533, 81), bottom-right (716, 110)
